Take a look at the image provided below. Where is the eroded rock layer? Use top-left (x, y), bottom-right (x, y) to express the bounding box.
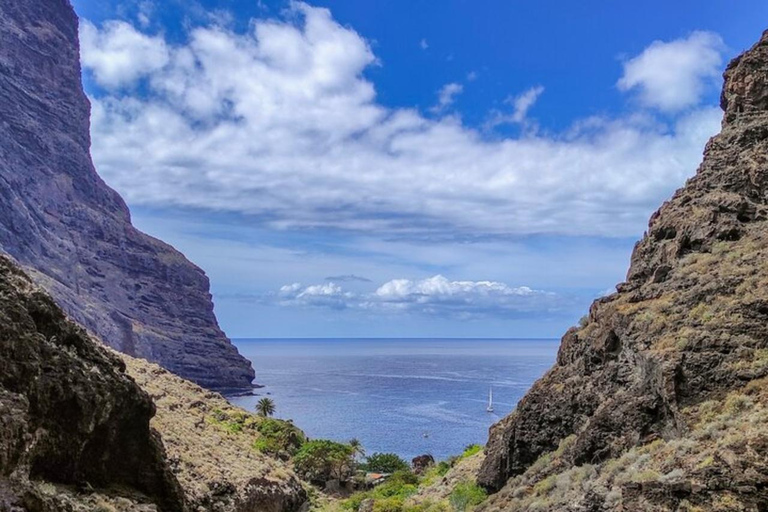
top-left (0, 0), bottom-right (254, 389)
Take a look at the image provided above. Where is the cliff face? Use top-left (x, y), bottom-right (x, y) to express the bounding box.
top-left (0, 0), bottom-right (255, 389)
top-left (477, 31), bottom-right (768, 510)
top-left (0, 254), bottom-right (184, 511)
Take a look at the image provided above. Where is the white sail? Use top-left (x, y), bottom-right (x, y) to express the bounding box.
top-left (486, 386), bottom-right (494, 412)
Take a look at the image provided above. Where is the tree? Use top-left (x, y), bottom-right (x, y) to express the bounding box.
top-left (362, 452), bottom-right (409, 473)
top-left (294, 440), bottom-right (355, 484)
top-left (349, 438), bottom-right (365, 459)
top-left (256, 397), bottom-right (276, 417)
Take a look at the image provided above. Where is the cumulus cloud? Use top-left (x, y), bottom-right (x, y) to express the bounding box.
top-left (271, 275), bottom-right (565, 319)
top-left (80, 20), bottom-right (169, 88)
top-left (278, 281), bottom-right (354, 309)
top-left (617, 31), bottom-right (725, 112)
top-left (432, 82), bottom-right (464, 112)
top-left (81, 5), bottom-right (723, 239)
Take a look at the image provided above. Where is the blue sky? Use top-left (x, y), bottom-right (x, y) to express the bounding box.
top-left (70, 0), bottom-right (767, 337)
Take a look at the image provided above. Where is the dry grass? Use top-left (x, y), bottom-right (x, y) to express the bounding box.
top-left (119, 353), bottom-right (305, 507)
top-left (474, 378), bottom-right (768, 511)
top-left (406, 452), bottom-right (485, 508)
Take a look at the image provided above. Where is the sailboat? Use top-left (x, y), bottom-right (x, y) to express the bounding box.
top-left (486, 386), bottom-right (494, 413)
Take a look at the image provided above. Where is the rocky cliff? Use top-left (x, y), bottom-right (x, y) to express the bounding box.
top-left (0, 0), bottom-right (254, 389)
top-left (475, 30), bottom-right (768, 511)
top-left (0, 254), bottom-right (184, 511)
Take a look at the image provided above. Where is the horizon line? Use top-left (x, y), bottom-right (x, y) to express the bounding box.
top-left (231, 337), bottom-right (561, 340)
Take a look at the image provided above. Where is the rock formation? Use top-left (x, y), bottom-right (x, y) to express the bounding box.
top-left (0, 254), bottom-right (184, 511)
top-left (475, 30), bottom-right (768, 511)
top-left (0, 0), bottom-right (254, 389)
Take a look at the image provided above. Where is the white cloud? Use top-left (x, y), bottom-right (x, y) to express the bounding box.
top-left (420, 38), bottom-right (429, 50)
top-left (617, 31), bottom-right (725, 112)
top-left (137, 1), bottom-right (154, 28)
top-left (510, 85), bottom-right (545, 123)
top-left (82, 5), bottom-right (723, 238)
top-left (278, 281), bottom-right (354, 309)
top-left (273, 275), bottom-right (563, 318)
top-left (432, 82), bottom-right (463, 112)
top-left (80, 20), bottom-right (169, 88)
top-left (486, 85), bottom-right (545, 128)
top-left (375, 275), bottom-right (534, 302)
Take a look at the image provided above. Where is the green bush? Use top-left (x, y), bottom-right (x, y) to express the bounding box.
top-left (390, 470), bottom-right (418, 485)
top-left (207, 409), bottom-right (256, 434)
top-left (373, 497), bottom-right (405, 512)
top-left (403, 502), bottom-right (450, 512)
top-left (294, 439), bottom-right (355, 484)
top-left (253, 418), bottom-right (305, 456)
top-left (436, 461), bottom-right (452, 476)
top-left (363, 453), bottom-right (410, 473)
top-left (343, 491), bottom-right (371, 511)
top-left (461, 445), bottom-right (482, 458)
top-left (342, 471), bottom-right (419, 511)
top-left (448, 481), bottom-right (487, 511)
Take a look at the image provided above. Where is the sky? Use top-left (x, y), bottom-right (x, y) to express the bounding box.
top-left (70, 0), bottom-right (768, 338)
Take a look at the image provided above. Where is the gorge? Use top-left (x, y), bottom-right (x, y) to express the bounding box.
top-left (1, 0), bottom-right (768, 510)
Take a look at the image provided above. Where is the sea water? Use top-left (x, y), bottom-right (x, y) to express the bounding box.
top-left (229, 338), bottom-right (558, 462)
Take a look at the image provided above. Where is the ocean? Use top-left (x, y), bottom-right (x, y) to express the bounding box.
top-left (228, 338), bottom-right (559, 462)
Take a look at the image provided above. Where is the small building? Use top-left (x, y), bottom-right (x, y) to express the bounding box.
top-left (364, 472), bottom-right (391, 487)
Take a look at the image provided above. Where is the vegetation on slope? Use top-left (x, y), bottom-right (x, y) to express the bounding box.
top-left (121, 354), bottom-right (308, 511)
top-left (309, 450), bottom-right (487, 512)
top-left (475, 379), bottom-right (768, 511)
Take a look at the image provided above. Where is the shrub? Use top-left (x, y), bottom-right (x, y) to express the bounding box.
top-left (390, 470), bottom-right (419, 486)
top-left (403, 502), bottom-right (450, 512)
top-left (253, 418), bottom-right (305, 456)
top-left (461, 445), bottom-right (482, 458)
top-left (435, 461), bottom-right (452, 476)
top-left (448, 481), bottom-right (487, 511)
top-left (371, 475), bottom-right (418, 502)
top-left (294, 439), bottom-right (355, 484)
top-left (373, 497), bottom-right (404, 512)
top-left (342, 471), bottom-right (419, 511)
top-left (363, 452), bottom-right (410, 473)
top-left (207, 409), bottom-right (256, 434)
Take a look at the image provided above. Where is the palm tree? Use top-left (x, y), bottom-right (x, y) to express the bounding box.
top-left (256, 397), bottom-right (276, 417)
top-left (348, 438), bottom-right (365, 459)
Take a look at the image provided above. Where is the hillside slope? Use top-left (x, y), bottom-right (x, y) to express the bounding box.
top-left (0, 0), bottom-right (254, 389)
top-left (0, 252), bottom-right (308, 511)
top-left (120, 354), bottom-right (308, 512)
top-left (474, 30), bottom-right (768, 511)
